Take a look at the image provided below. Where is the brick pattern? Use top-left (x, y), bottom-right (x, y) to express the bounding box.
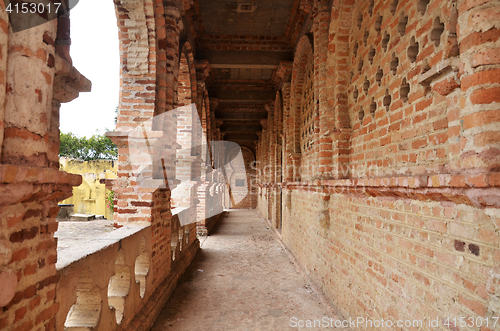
top-left (283, 190), bottom-right (500, 326)
top-left (257, 0), bottom-right (500, 327)
top-left (0, 2), bottom-right (87, 329)
top-left (458, 0), bottom-right (500, 171)
top-left (347, 0), bottom-right (458, 178)
top-left (1, 0), bottom-right (499, 329)
top-left (115, 0), bottom-right (157, 131)
top-left (0, 166), bottom-right (79, 331)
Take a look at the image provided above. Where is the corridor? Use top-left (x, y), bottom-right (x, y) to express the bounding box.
top-left (151, 209), bottom-right (347, 331)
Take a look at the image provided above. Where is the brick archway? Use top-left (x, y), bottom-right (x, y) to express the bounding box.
top-left (289, 34), bottom-right (314, 181)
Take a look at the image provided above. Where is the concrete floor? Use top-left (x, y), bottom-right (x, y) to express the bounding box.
top-left (151, 209), bottom-right (349, 331)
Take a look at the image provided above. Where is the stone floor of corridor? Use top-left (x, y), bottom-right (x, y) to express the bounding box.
top-left (151, 209), bottom-right (349, 331)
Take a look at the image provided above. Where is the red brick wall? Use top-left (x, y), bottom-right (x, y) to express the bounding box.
top-left (258, 0), bottom-right (500, 326)
top-left (282, 188), bottom-right (499, 326)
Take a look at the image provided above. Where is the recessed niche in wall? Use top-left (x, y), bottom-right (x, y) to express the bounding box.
top-left (368, 47), bottom-right (376, 64)
top-left (184, 226), bottom-right (190, 245)
top-left (353, 42), bottom-right (358, 58)
top-left (431, 17), bottom-right (445, 47)
top-left (375, 14), bottom-right (382, 34)
top-left (417, 0), bottom-right (430, 15)
top-left (368, 0), bottom-right (374, 17)
top-left (178, 229), bottom-right (184, 252)
top-left (134, 237), bottom-right (150, 299)
top-left (171, 230), bottom-right (178, 262)
top-left (407, 36), bottom-right (419, 63)
top-left (349, 71), bottom-right (354, 84)
top-left (383, 89), bottom-right (392, 111)
top-left (353, 87), bottom-right (359, 102)
top-left (376, 67), bottom-right (383, 86)
top-left (390, 53), bottom-right (399, 75)
top-left (390, 0), bottom-right (398, 15)
top-left (398, 14), bottom-right (408, 36)
top-left (400, 78), bottom-right (410, 102)
top-left (370, 98), bottom-right (377, 116)
top-left (382, 32), bottom-right (390, 51)
top-left (108, 250), bottom-right (131, 324)
top-left (64, 268), bottom-right (102, 329)
top-left (363, 30), bottom-right (369, 46)
top-left (358, 59), bottom-right (364, 73)
top-left (359, 106), bottom-right (365, 121)
top-left (363, 77), bottom-right (370, 95)
top-left (357, 13), bottom-right (363, 29)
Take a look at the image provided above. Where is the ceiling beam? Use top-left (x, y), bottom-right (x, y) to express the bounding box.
top-left (224, 133), bottom-right (259, 141)
top-left (198, 50), bottom-right (293, 66)
top-left (220, 125), bottom-right (261, 133)
top-left (216, 111), bottom-right (268, 121)
top-left (210, 89), bottom-right (277, 101)
top-left (210, 64), bottom-right (278, 69)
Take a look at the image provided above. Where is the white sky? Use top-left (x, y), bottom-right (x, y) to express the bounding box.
top-left (59, 0), bottom-right (120, 137)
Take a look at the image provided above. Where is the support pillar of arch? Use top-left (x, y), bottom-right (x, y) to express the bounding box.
top-left (313, 0), bottom-right (334, 180)
top-left (282, 83), bottom-right (296, 182)
top-left (457, 0), bottom-right (500, 174)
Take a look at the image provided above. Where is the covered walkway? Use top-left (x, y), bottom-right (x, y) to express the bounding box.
top-left (151, 209), bottom-right (348, 331)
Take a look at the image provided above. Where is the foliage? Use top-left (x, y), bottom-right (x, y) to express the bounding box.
top-left (106, 190), bottom-right (115, 213)
top-left (59, 132), bottom-right (118, 161)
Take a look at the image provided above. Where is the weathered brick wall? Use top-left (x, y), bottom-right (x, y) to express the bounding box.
top-left (0, 0), bottom-right (217, 329)
top-left (0, 171), bottom-right (79, 330)
top-left (0, 2), bottom-right (86, 329)
top-left (347, 0), bottom-right (459, 178)
top-left (258, 0), bottom-right (500, 327)
top-left (283, 187), bottom-right (500, 327)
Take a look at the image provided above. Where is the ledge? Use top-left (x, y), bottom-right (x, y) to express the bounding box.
top-left (106, 130), bottom-right (166, 148)
top-left (171, 206), bottom-right (190, 217)
top-left (56, 224), bottom-right (149, 270)
top-left (0, 164), bottom-right (81, 186)
top-left (263, 173), bottom-right (500, 209)
top-left (418, 58), bottom-right (459, 85)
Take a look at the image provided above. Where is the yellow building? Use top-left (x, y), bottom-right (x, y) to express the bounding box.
top-left (59, 158), bottom-right (117, 220)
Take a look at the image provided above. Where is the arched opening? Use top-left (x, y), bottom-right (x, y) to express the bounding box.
top-left (64, 268), bottom-right (102, 329)
top-left (59, 0), bottom-right (119, 136)
top-left (171, 49), bottom-right (197, 210)
top-left (134, 237), bottom-right (150, 299)
top-left (290, 36), bottom-right (314, 181)
top-left (107, 250), bottom-right (131, 324)
top-left (171, 229), bottom-right (179, 262)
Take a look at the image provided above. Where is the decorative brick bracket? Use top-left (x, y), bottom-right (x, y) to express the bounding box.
top-left (418, 58), bottom-right (460, 96)
top-left (53, 54), bottom-right (91, 104)
top-left (0, 164), bottom-right (81, 207)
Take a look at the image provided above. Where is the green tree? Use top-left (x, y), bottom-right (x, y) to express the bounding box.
top-left (59, 132), bottom-right (118, 161)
